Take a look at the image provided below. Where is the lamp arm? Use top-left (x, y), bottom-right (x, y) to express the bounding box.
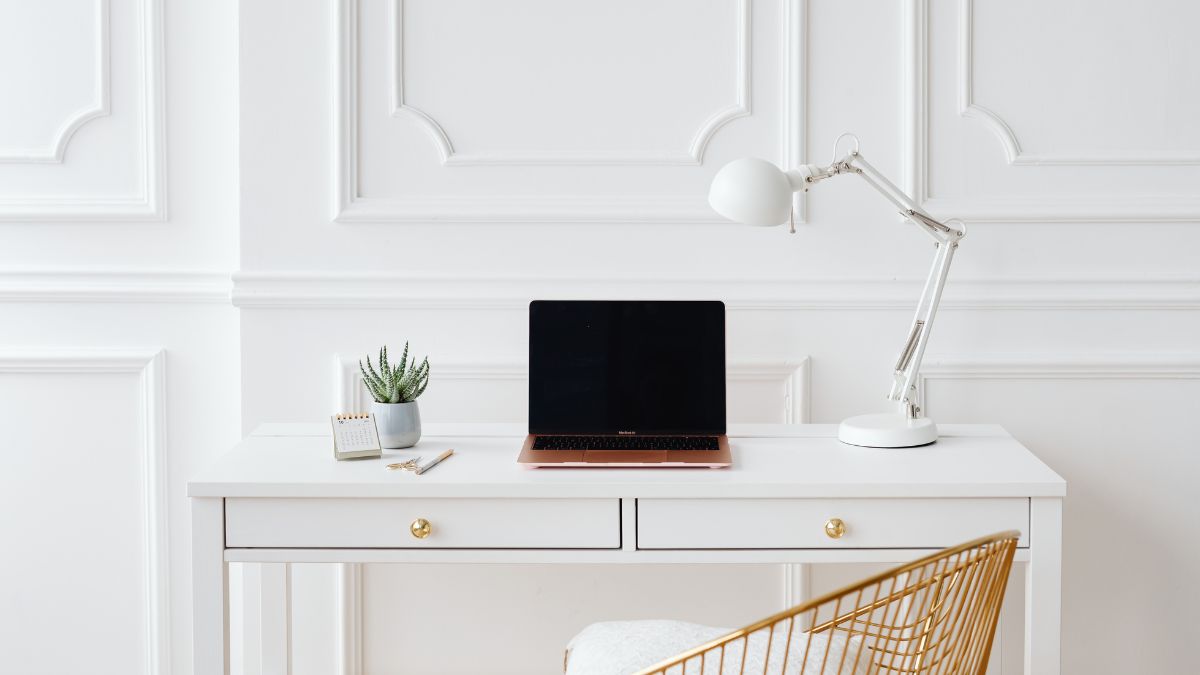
top-left (887, 228), bottom-right (958, 414)
top-left (808, 150), bottom-right (965, 417)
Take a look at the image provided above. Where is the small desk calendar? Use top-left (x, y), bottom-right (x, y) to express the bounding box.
top-left (331, 413), bottom-right (382, 460)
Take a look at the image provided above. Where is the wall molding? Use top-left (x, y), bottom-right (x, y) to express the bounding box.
top-left (334, 0), bottom-right (806, 223)
top-left (0, 0), bottom-right (110, 163)
top-left (333, 336), bottom-right (806, 667)
top-left (233, 272), bottom-right (1200, 310)
top-left (782, 0), bottom-right (807, 220)
top-left (903, 0), bottom-right (1200, 222)
top-left (918, 353), bottom-right (1200, 411)
top-left (390, 0), bottom-right (751, 167)
top-left (334, 355), bottom-right (811, 423)
top-left (331, 347), bottom-right (807, 670)
top-left (958, 0), bottom-right (1200, 167)
top-left (782, 563), bottom-right (811, 609)
top-left (336, 563), bottom-right (363, 675)
top-left (335, 357), bottom-right (535, 412)
top-left (0, 348), bottom-right (169, 674)
top-left (728, 358), bottom-right (811, 423)
top-left (922, 354), bottom-right (1200, 381)
top-left (0, 0), bottom-right (166, 221)
top-left (900, 0), bottom-right (929, 211)
top-left (0, 269), bottom-right (231, 303)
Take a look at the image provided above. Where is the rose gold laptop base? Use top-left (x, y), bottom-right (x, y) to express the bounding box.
top-left (516, 435), bottom-right (732, 468)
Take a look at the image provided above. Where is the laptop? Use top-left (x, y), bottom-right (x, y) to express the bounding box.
top-left (517, 300), bottom-right (732, 468)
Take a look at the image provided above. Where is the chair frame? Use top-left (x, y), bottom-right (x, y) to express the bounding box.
top-left (634, 531), bottom-right (1020, 675)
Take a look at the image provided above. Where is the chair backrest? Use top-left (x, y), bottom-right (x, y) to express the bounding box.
top-left (636, 531), bottom-right (1020, 675)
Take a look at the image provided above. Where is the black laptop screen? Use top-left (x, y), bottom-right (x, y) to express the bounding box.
top-left (529, 300), bottom-right (726, 435)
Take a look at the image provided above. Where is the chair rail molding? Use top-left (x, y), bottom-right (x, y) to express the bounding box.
top-left (918, 353), bottom-right (1200, 411)
top-left (390, 0), bottom-right (751, 167)
top-left (232, 271), bottom-right (1200, 311)
top-left (333, 0), bottom-right (807, 223)
top-left (0, 269), bottom-right (231, 303)
top-left (0, 0), bottom-right (166, 221)
top-left (334, 355), bottom-right (812, 424)
top-left (0, 0), bottom-right (110, 164)
top-left (0, 348), bottom-right (169, 675)
top-left (902, 0), bottom-right (1200, 223)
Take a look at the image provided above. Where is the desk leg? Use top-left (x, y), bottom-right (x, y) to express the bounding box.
top-left (1025, 497), bottom-right (1062, 675)
top-left (193, 498), bottom-right (229, 675)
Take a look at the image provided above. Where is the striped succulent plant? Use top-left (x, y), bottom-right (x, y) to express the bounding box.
top-left (359, 343), bottom-right (430, 404)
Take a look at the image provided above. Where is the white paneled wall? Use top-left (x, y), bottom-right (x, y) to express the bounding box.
top-left (0, 0), bottom-right (164, 220)
top-left (0, 351), bottom-right (165, 674)
top-left (333, 0), bottom-right (803, 223)
top-left (4, 0), bottom-right (1200, 672)
top-left (912, 0), bottom-right (1200, 222)
top-left (0, 0), bottom-right (239, 674)
top-left (332, 354), bottom-right (810, 424)
top-left (921, 367), bottom-right (1200, 674)
top-left (236, 0), bottom-right (1200, 673)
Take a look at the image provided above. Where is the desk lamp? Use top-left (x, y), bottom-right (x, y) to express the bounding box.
top-left (708, 134), bottom-right (965, 448)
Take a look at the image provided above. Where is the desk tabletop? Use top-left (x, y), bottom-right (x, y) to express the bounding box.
top-left (188, 423), bottom-right (1065, 499)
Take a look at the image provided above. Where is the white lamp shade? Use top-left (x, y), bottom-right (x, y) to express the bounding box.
top-left (708, 158), bottom-right (796, 226)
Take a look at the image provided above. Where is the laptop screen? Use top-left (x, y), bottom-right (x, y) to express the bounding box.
top-left (529, 300), bottom-right (726, 435)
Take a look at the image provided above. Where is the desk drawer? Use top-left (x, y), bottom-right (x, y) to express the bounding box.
top-left (637, 498), bottom-right (1027, 549)
top-left (226, 498), bottom-right (620, 549)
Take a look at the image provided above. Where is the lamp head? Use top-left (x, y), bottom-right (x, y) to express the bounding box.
top-left (708, 158), bottom-right (816, 227)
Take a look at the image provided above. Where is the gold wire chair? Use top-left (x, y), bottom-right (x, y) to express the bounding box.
top-left (631, 531), bottom-right (1020, 675)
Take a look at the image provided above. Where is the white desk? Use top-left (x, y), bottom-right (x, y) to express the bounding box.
top-left (189, 423), bottom-right (1065, 674)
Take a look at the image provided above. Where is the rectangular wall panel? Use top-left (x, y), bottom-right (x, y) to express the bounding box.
top-left (0, 0), bottom-right (165, 220)
top-left (335, 355), bottom-right (810, 423)
top-left (0, 350), bottom-right (166, 675)
top-left (334, 0), bottom-right (806, 223)
top-left (905, 0), bottom-right (1200, 221)
top-left (921, 357), bottom-right (1200, 674)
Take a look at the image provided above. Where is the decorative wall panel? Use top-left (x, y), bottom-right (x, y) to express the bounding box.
top-left (335, 0), bottom-right (806, 223)
top-left (0, 0), bottom-right (164, 220)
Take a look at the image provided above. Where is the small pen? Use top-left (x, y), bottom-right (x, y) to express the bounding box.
top-left (415, 448), bottom-right (454, 475)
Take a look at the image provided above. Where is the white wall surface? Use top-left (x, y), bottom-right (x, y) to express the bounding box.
top-left (4, 0), bottom-right (1200, 673)
top-left (0, 1), bottom-right (240, 674)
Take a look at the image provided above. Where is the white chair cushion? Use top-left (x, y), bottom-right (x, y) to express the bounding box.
top-left (565, 620), bottom-right (871, 675)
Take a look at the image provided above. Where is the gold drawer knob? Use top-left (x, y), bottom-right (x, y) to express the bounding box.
top-left (410, 518), bottom-right (432, 539)
top-left (824, 518), bottom-right (847, 539)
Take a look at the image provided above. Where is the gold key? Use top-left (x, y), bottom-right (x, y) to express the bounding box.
top-left (385, 458), bottom-right (420, 471)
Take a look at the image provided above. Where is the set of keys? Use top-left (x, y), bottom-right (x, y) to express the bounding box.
top-left (384, 448), bottom-right (454, 475)
top-left (385, 458), bottom-right (420, 472)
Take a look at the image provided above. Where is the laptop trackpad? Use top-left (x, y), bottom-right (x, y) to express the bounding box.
top-left (583, 451), bottom-right (668, 463)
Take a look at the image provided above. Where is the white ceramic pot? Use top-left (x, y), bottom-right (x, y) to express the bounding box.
top-left (371, 400), bottom-right (421, 449)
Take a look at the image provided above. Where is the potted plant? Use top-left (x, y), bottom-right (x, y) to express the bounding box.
top-left (359, 343), bottom-right (430, 449)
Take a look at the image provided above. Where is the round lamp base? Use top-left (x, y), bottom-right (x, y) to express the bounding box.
top-left (838, 413), bottom-right (938, 448)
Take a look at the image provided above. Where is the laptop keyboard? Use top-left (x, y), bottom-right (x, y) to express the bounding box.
top-left (532, 435), bottom-right (720, 451)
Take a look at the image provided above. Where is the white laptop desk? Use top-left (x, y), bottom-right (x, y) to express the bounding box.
top-left (189, 423), bottom-right (1065, 675)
